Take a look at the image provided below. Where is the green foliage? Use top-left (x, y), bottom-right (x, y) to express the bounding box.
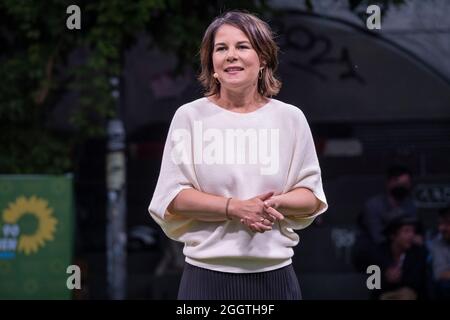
top-left (0, 0), bottom-right (405, 174)
top-left (0, 0), bottom-right (164, 174)
top-left (1, 0), bottom-right (76, 174)
top-left (0, 125), bottom-right (72, 174)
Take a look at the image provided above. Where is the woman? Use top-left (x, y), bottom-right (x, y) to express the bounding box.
top-left (148, 11), bottom-right (328, 300)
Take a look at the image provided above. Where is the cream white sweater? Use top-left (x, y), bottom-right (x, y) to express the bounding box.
top-left (148, 97), bottom-right (328, 273)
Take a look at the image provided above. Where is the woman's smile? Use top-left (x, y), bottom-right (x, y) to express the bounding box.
top-left (224, 66), bottom-right (244, 75)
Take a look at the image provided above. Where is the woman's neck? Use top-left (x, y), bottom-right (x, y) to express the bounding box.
top-left (213, 87), bottom-right (267, 112)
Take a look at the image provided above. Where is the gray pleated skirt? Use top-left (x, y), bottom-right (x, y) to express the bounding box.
top-left (177, 263), bottom-right (302, 300)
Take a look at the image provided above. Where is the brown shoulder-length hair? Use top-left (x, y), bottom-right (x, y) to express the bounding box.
top-left (198, 11), bottom-right (281, 97)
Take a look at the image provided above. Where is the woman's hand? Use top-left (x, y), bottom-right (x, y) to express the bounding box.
top-left (229, 192), bottom-right (284, 233)
top-left (262, 196), bottom-right (284, 219)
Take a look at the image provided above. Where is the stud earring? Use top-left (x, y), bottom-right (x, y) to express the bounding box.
top-left (213, 72), bottom-right (220, 84)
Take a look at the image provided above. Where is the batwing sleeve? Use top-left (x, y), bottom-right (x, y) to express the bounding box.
top-left (148, 107), bottom-right (199, 242)
top-left (281, 109), bottom-right (328, 230)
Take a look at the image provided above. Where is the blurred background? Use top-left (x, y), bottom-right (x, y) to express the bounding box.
top-left (0, 0), bottom-right (449, 300)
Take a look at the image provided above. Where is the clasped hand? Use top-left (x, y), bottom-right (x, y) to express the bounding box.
top-left (228, 192), bottom-right (284, 233)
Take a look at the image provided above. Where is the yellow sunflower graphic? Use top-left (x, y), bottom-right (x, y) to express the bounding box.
top-left (2, 196), bottom-right (58, 255)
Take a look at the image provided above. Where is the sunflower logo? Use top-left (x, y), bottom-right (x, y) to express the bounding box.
top-left (2, 196), bottom-right (58, 255)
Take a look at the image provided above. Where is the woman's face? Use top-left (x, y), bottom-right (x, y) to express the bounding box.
top-left (212, 24), bottom-right (263, 92)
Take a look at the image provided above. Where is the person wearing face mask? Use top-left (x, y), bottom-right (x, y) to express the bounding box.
top-left (352, 164), bottom-right (423, 272)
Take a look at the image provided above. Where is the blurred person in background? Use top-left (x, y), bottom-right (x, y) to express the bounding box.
top-left (353, 164), bottom-right (423, 272)
top-left (428, 206), bottom-right (450, 299)
top-left (373, 214), bottom-right (428, 300)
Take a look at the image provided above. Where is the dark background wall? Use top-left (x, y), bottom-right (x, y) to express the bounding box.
top-left (71, 9), bottom-right (450, 300)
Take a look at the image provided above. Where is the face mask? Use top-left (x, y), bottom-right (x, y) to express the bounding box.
top-left (390, 186), bottom-right (410, 201)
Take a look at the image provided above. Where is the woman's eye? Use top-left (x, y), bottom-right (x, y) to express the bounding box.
top-left (238, 46), bottom-right (249, 49)
top-left (216, 47), bottom-right (225, 51)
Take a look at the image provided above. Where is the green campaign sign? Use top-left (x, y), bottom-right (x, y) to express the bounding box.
top-left (0, 175), bottom-right (74, 299)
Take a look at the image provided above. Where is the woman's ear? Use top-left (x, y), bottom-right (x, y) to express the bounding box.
top-left (260, 59), bottom-right (267, 68)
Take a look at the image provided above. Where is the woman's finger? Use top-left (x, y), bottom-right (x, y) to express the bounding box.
top-left (264, 206), bottom-right (284, 220)
top-left (263, 200), bottom-right (273, 208)
top-left (260, 222), bottom-right (272, 231)
top-left (260, 214), bottom-right (275, 223)
top-left (264, 198), bottom-right (279, 209)
top-left (241, 217), bottom-right (260, 232)
top-left (257, 216), bottom-right (274, 225)
top-left (249, 223), bottom-right (263, 233)
top-left (254, 191), bottom-right (274, 202)
top-left (252, 222), bottom-right (272, 231)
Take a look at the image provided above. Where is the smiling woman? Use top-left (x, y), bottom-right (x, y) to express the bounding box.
top-left (148, 10), bottom-right (328, 300)
top-left (212, 25), bottom-right (262, 91)
top-left (198, 11), bottom-right (281, 104)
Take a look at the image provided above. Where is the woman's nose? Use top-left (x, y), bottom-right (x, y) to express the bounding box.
top-left (226, 48), bottom-right (237, 61)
